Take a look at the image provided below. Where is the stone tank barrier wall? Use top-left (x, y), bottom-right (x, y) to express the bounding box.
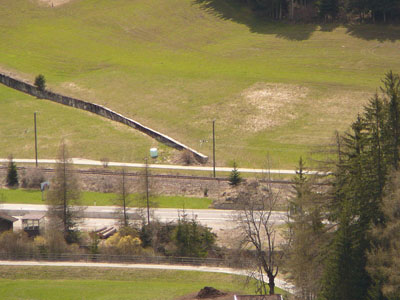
top-left (0, 73), bottom-right (208, 163)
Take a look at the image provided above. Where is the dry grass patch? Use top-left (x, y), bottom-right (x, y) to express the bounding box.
top-left (241, 83), bottom-right (308, 132)
top-left (60, 82), bottom-right (95, 98)
top-left (36, 0), bottom-right (74, 7)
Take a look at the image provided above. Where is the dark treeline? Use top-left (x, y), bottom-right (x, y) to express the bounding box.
top-left (320, 71), bottom-right (400, 300)
top-left (287, 71), bottom-right (400, 300)
top-left (239, 0), bottom-right (400, 21)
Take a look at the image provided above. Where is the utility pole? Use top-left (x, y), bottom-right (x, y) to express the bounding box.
top-left (34, 112), bottom-right (38, 167)
top-left (145, 158), bottom-right (150, 225)
top-left (122, 168), bottom-right (127, 227)
top-left (212, 120), bottom-right (216, 178)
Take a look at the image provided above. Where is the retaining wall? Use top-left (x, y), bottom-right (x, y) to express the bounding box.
top-left (0, 73), bottom-right (208, 163)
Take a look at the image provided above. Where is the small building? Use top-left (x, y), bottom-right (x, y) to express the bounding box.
top-left (234, 295), bottom-right (283, 300)
top-left (0, 213), bottom-right (18, 233)
top-left (21, 213), bottom-right (45, 237)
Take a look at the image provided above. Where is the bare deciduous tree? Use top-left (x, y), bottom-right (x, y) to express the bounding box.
top-left (235, 179), bottom-right (286, 296)
top-left (114, 168), bottom-right (133, 228)
top-left (136, 158), bottom-right (157, 226)
top-left (46, 141), bottom-right (84, 243)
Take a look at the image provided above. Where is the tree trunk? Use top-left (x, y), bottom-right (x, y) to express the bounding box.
top-left (268, 276), bottom-right (275, 295)
top-left (290, 0), bottom-right (294, 20)
top-left (63, 155), bottom-right (67, 236)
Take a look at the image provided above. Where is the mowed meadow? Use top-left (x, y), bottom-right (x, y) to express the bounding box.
top-left (0, 266), bottom-right (258, 300)
top-left (1, 0), bottom-right (400, 168)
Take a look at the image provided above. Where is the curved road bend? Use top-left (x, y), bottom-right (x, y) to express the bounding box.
top-left (0, 260), bottom-right (294, 293)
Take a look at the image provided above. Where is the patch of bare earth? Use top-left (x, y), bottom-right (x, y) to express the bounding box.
top-left (241, 83), bottom-right (308, 132)
top-left (0, 66), bottom-right (32, 83)
top-left (60, 82), bottom-right (95, 97)
top-left (36, 0), bottom-right (73, 7)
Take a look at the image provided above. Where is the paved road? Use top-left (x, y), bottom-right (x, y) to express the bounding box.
top-left (0, 158), bottom-right (324, 175)
top-left (0, 260), bottom-right (294, 292)
top-left (1, 204), bottom-right (287, 231)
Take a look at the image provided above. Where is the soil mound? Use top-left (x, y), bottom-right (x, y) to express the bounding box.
top-left (197, 287), bottom-right (227, 299)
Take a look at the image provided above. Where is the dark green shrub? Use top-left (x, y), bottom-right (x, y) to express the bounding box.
top-left (228, 161), bottom-right (242, 187)
top-left (172, 213), bottom-right (216, 258)
top-left (6, 156), bottom-right (18, 188)
top-left (34, 74), bottom-right (46, 91)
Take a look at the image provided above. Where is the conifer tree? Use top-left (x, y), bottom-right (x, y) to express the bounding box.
top-left (229, 161), bottom-right (242, 186)
top-left (382, 71), bottom-right (400, 169)
top-left (361, 94), bottom-right (388, 224)
top-left (367, 170), bottom-right (400, 300)
top-left (287, 157), bottom-right (326, 300)
top-left (318, 72), bottom-right (400, 300)
top-left (173, 212), bottom-right (216, 258)
top-left (322, 203), bottom-right (370, 300)
top-left (322, 118), bottom-right (371, 300)
top-left (34, 74), bottom-right (46, 92)
top-left (6, 156), bottom-right (18, 188)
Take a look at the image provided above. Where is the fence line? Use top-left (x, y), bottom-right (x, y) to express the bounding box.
top-left (0, 252), bottom-right (227, 267)
top-left (0, 73), bottom-right (208, 163)
top-left (0, 166), bottom-right (294, 185)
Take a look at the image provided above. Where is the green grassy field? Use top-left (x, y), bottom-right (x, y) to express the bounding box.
top-left (1, 0), bottom-right (400, 168)
top-left (0, 266), bottom-right (260, 300)
top-left (0, 188), bottom-right (212, 209)
top-left (0, 85), bottom-right (175, 163)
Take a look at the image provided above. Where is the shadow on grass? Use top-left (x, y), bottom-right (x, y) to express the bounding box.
top-left (345, 24), bottom-right (400, 41)
top-left (193, 0), bottom-right (400, 41)
top-left (193, 0), bottom-right (317, 40)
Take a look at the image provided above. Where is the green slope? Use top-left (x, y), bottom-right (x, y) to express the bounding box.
top-left (1, 0), bottom-right (399, 168)
top-left (0, 84), bottom-right (168, 162)
top-left (0, 267), bottom-right (257, 300)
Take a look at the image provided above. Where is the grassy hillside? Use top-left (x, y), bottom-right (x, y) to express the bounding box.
top-left (1, 0), bottom-right (400, 168)
top-left (0, 84), bottom-right (171, 162)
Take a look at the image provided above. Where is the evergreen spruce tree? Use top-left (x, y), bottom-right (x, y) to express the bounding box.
top-left (382, 71), bottom-right (400, 169)
top-left (361, 94), bottom-right (388, 224)
top-left (229, 161), bottom-right (242, 186)
top-left (6, 156), bottom-right (18, 188)
top-left (322, 203), bottom-right (370, 300)
top-left (322, 117), bottom-right (371, 300)
top-left (367, 170), bottom-right (400, 300)
top-left (173, 212), bottom-right (216, 258)
top-left (317, 72), bottom-right (400, 300)
top-left (287, 157), bottom-right (326, 300)
top-left (34, 74), bottom-right (46, 92)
